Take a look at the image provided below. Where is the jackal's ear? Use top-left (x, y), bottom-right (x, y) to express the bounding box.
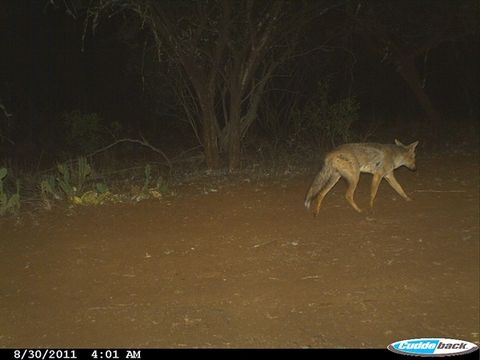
top-left (394, 139), bottom-right (405, 147)
top-left (409, 140), bottom-right (419, 151)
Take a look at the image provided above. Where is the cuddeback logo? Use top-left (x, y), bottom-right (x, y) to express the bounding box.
top-left (388, 338), bottom-right (479, 356)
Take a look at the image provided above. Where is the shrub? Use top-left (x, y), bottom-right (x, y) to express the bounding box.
top-left (302, 81), bottom-right (359, 147)
top-left (0, 168), bottom-right (20, 216)
top-left (63, 110), bottom-right (109, 155)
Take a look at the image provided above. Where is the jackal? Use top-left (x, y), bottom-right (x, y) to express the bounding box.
top-left (305, 139), bottom-right (419, 214)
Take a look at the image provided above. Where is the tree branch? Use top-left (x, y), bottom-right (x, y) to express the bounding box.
top-left (86, 138), bottom-right (172, 169)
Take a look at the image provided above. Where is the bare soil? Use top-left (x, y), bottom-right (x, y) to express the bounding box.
top-left (1, 155), bottom-right (478, 348)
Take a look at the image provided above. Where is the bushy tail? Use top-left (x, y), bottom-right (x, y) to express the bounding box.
top-left (304, 161), bottom-right (333, 209)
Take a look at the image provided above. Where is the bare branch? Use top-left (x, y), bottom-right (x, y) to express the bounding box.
top-left (0, 102), bottom-right (12, 118)
top-left (86, 137), bottom-right (172, 169)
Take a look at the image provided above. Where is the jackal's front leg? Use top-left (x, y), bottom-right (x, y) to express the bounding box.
top-left (385, 173), bottom-right (412, 201)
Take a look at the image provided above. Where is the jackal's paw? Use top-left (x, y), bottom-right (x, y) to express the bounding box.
top-left (405, 196), bottom-right (413, 202)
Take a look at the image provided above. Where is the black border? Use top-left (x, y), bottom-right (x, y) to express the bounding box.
top-left (3, 349), bottom-right (479, 360)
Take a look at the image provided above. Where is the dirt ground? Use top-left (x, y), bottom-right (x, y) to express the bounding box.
top-left (0, 154), bottom-right (478, 348)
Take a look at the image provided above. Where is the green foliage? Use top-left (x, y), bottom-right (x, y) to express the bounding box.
top-left (131, 164), bottom-right (168, 202)
top-left (291, 81), bottom-right (360, 147)
top-left (143, 164), bottom-right (152, 192)
top-left (40, 175), bottom-right (57, 197)
top-left (317, 96), bottom-right (359, 146)
top-left (40, 159), bottom-right (167, 209)
top-left (40, 157), bottom-right (94, 208)
top-left (72, 190), bottom-right (122, 206)
top-left (63, 111), bottom-right (122, 156)
top-left (40, 175), bottom-right (59, 210)
top-left (0, 168), bottom-right (20, 216)
top-left (95, 182), bottom-right (109, 194)
top-left (57, 163), bottom-right (74, 198)
top-left (77, 157), bottom-right (92, 191)
top-left (41, 157), bottom-right (121, 207)
top-left (56, 156), bottom-right (92, 199)
top-left (156, 176), bottom-right (169, 194)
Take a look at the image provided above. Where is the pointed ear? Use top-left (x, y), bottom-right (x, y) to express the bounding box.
top-left (409, 140), bottom-right (419, 151)
top-left (394, 139), bottom-right (405, 147)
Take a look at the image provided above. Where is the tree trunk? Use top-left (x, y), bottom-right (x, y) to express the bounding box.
top-left (227, 87), bottom-right (242, 172)
top-left (228, 120), bottom-right (241, 172)
top-left (199, 96), bottom-right (220, 169)
top-left (227, 124), bottom-right (241, 172)
top-left (354, 23), bottom-right (443, 134)
top-left (395, 58), bottom-right (442, 130)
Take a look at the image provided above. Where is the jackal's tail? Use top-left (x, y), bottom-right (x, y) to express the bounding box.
top-left (304, 160), bottom-right (334, 209)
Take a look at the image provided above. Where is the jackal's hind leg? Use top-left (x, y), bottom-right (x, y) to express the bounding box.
top-left (313, 173), bottom-right (341, 216)
top-left (342, 170), bottom-right (362, 213)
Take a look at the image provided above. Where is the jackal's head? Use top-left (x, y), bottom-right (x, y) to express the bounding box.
top-left (395, 139), bottom-right (419, 170)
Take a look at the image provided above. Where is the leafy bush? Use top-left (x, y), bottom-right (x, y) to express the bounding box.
top-left (40, 159), bottom-right (168, 209)
top-left (256, 80), bottom-right (360, 162)
top-left (40, 157), bottom-right (106, 207)
top-left (63, 110), bottom-right (105, 155)
top-left (0, 168), bottom-right (20, 216)
top-left (130, 164), bottom-right (168, 201)
top-left (299, 81), bottom-right (359, 147)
